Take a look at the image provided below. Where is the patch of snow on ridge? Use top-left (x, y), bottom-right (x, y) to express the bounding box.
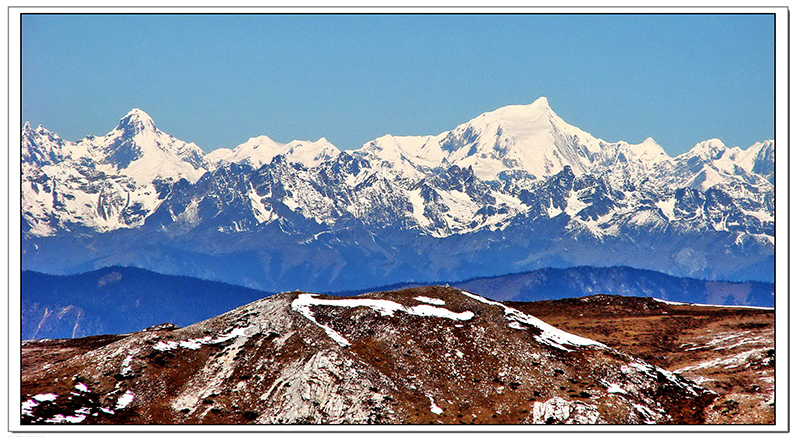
top-left (152, 327), bottom-right (250, 352)
top-left (21, 399), bottom-right (39, 416)
top-left (674, 348), bottom-right (770, 373)
top-left (291, 293), bottom-right (474, 347)
top-left (410, 304), bottom-right (472, 319)
top-left (179, 336), bottom-right (212, 350)
top-left (291, 294), bottom-right (352, 346)
top-left (121, 354), bottom-right (134, 375)
top-left (626, 362), bottom-right (707, 396)
top-left (605, 383), bottom-right (628, 395)
top-left (652, 298), bottom-right (773, 311)
top-left (414, 296), bottom-right (445, 306)
top-left (116, 391), bottom-right (135, 409)
top-left (655, 198), bottom-right (676, 220)
top-left (33, 393), bottom-right (57, 402)
top-left (211, 326), bottom-right (251, 343)
top-left (427, 394), bottom-right (443, 414)
top-left (460, 290), bottom-right (604, 351)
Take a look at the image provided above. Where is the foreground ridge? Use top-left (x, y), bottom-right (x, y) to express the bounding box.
top-left (21, 287), bottom-right (718, 425)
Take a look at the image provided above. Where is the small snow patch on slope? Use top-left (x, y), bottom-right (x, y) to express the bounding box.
top-left (460, 290), bottom-right (604, 351)
top-left (547, 203), bottom-right (563, 218)
top-left (655, 198), bottom-right (676, 220)
top-left (427, 394), bottom-right (443, 414)
top-left (531, 397), bottom-right (600, 424)
top-left (21, 399), bottom-right (39, 417)
top-left (116, 391), bottom-right (135, 409)
top-left (605, 382), bottom-right (629, 395)
top-left (33, 393), bottom-right (58, 402)
top-left (407, 189), bottom-right (430, 228)
top-left (152, 326), bottom-right (250, 352)
top-left (291, 293), bottom-right (474, 347)
top-left (652, 298), bottom-right (773, 311)
top-left (414, 296), bottom-right (445, 306)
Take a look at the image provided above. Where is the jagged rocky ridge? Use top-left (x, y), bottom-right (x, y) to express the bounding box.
top-left (20, 287), bottom-right (718, 425)
top-left (21, 98), bottom-right (775, 288)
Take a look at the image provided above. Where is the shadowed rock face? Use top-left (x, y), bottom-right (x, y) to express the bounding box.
top-left (20, 287), bottom-right (717, 425)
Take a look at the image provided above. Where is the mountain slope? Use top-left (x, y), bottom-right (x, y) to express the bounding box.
top-left (341, 265), bottom-right (775, 308)
top-left (451, 266), bottom-right (775, 307)
top-left (20, 286), bottom-right (717, 425)
top-left (511, 294), bottom-right (775, 424)
top-left (21, 267), bottom-right (271, 340)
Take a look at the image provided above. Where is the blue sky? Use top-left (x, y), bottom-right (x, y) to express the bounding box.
top-left (22, 14), bottom-right (774, 155)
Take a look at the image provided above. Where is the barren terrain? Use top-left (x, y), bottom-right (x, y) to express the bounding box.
top-left (20, 289), bottom-right (771, 425)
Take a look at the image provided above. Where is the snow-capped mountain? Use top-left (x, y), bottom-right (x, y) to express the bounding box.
top-left (21, 109), bottom-right (208, 235)
top-left (21, 99), bottom-right (776, 289)
top-left (24, 109), bottom-right (207, 184)
top-left (206, 135), bottom-right (341, 170)
top-left (355, 97), bottom-right (606, 181)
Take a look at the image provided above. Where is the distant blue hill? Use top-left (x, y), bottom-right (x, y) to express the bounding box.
top-left (21, 266), bottom-right (271, 340)
top-left (340, 265), bottom-right (774, 308)
top-left (21, 264), bottom-right (773, 341)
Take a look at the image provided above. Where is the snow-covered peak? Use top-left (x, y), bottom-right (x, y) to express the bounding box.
top-left (642, 137), bottom-right (658, 146)
top-left (353, 97), bottom-right (609, 181)
top-left (115, 108), bottom-right (156, 135)
top-left (484, 96), bottom-right (554, 121)
top-left (613, 137), bottom-right (671, 163)
top-left (471, 98), bottom-right (556, 130)
top-left (532, 95), bottom-right (550, 108)
top-left (21, 109), bottom-right (207, 185)
top-left (209, 135), bottom-right (341, 169)
top-left (735, 140), bottom-right (775, 181)
top-left (353, 133), bottom-right (439, 179)
top-left (684, 139), bottom-right (727, 161)
top-left (22, 122), bottom-right (55, 138)
top-left (439, 98), bottom-right (605, 179)
top-left (21, 122), bottom-right (74, 166)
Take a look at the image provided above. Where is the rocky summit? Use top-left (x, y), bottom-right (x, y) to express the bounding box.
top-left (21, 287), bottom-right (718, 425)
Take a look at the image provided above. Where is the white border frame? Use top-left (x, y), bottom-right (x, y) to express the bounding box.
top-left (5, 6), bottom-right (789, 434)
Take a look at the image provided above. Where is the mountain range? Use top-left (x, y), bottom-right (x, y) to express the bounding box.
top-left (21, 98), bottom-right (775, 291)
top-left (342, 265), bottom-right (774, 308)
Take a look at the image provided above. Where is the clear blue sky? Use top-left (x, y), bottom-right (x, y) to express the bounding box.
top-left (22, 14), bottom-right (774, 155)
